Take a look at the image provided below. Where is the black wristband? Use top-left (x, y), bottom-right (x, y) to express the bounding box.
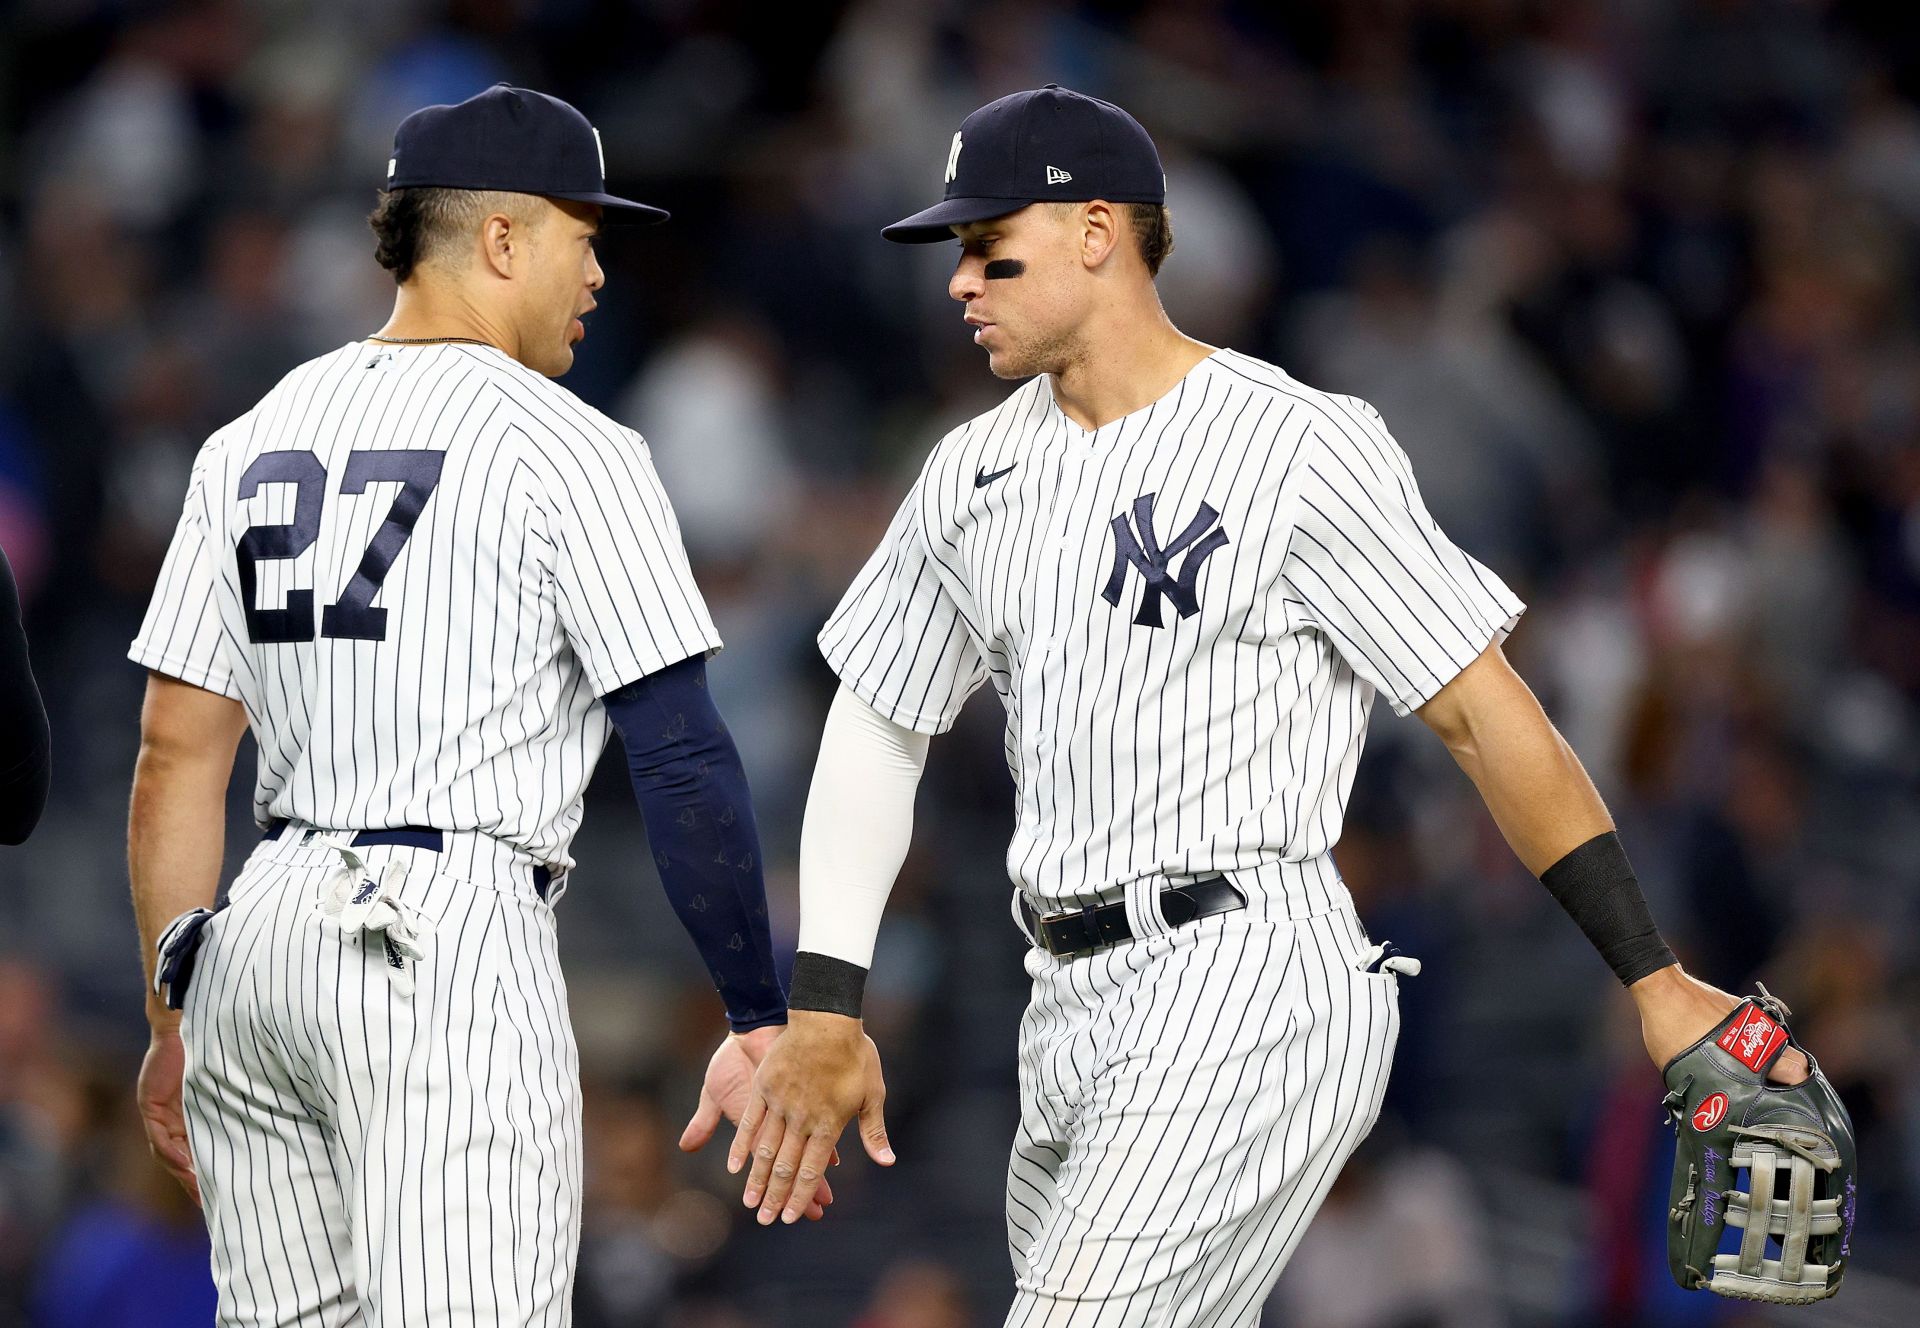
top-left (788, 951), bottom-right (867, 1018)
top-left (1538, 830), bottom-right (1678, 986)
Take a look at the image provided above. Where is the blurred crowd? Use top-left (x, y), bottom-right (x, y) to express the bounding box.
top-left (3, 0), bottom-right (1919, 1324)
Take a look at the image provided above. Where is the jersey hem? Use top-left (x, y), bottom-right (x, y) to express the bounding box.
top-left (816, 641), bottom-right (962, 736)
top-left (1382, 601), bottom-right (1526, 718)
top-left (126, 645), bottom-right (243, 701)
top-left (583, 634), bottom-right (724, 699)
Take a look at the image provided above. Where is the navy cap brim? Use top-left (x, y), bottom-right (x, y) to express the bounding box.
top-left (548, 190), bottom-right (670, 225)
top-left (881, 196), bottom-right (1035, 243)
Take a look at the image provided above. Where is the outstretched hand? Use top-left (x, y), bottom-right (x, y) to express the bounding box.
top-left (729, 1011), bottom-right (892, 1225)
top-left (1630, 965), bottom-right (1810, 1084)
top-left (680, 1025), bottom-right (837, 1221)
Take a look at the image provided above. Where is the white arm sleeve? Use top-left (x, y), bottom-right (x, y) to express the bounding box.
top-left (795, 683), bottom-right (930, 969)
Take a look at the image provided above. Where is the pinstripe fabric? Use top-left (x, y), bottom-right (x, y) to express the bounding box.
top-left (130, 341), bottom-right (721, 871)
top-left (819, 350), bottom-right (1524, 915)
top-left (1003, 900), bottom-right (1398, 1328)
top-left (181, 832), bottom-right (579, 1327)
top-left (822, 349), bottom-right (1512, 1323)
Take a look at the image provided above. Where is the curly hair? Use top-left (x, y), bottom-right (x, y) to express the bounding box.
top-left (367, 187), bottom-right (537, 283)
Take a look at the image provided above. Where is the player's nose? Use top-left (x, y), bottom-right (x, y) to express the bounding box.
top-left (949, 256), bottom-right (984, 304)
top-left (586, 250), bottom-right (605, 292)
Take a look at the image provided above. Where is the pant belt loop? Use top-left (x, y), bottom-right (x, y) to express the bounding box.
top-left (1010, 888), bottom-right (1038, 945)
top-left (1122, 875), bottom-right (1172, 942)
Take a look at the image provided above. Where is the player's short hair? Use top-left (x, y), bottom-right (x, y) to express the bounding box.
top-left (1130, 203), bottom-right (1174, 277)
top-left (367, 187), bottom-right (542, 283)
top-left (1050, 201), bottom-right (1175, 277)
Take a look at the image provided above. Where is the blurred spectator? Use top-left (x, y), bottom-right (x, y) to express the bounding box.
top-left (853, 1258), bottom-right (972, 1328)
top-left (575, 1084), bottom-right (734, 1328)
top-left (27, 1069), bottom-right (215, 1328)
top-left (620, 316), bottom-right (801, 567)
top-left (1267, 1120), bottom-right (1504, 1328)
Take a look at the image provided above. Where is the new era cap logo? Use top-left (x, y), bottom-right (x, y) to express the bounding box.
top-left (1716, 1002), bottom-right (1789, 1072)
top-left (946, 132), bottom-right (963, 184)
top-left (1047, 165), bottom-right (1072, 184)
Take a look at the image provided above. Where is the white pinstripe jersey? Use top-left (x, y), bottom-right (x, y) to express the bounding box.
top-left (821, 348), bottom-right (1524, 909)
top-left (130, 340), bottom-right (720, 870)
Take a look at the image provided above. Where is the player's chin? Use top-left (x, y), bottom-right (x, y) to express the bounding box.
top-left (984, 345), bottom-right (1033, 381)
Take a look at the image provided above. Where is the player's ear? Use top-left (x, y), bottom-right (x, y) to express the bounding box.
top-left (479, 211), bottom-right (517, 280)
top-left (1079, 201), bottom-right (1121, 271)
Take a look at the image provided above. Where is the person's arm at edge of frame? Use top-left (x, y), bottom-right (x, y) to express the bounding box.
top-left (728, 684), bottom-right (916, 1225)
top-left (130, 671), bottom-right (250, 1203)
top-left (0, 545), bottom-right (50, 845)
top-left (1416, 639), bottom-right (1809, 1083)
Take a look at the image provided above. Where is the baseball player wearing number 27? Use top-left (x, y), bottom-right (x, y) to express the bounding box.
top-left (125, 85), bottom-right (849, 1326)
top-left (737, 86), bottom-right (1857, 1322)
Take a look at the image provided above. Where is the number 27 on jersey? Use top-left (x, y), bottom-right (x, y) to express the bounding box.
top-left (235, 449), bottom-right (445, 645)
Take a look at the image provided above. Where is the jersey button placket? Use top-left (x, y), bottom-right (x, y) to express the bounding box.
top-left (1037, 443), bottom-right (1088, 660)
top-left (1022, 443), bottom-right (1078, 777)
top-left (1030, 435), bottom-right (1096, 779)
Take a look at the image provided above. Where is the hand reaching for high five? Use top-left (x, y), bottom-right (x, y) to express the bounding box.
top-left (680, 1025), bottom-right (838, 1221)
top-left (729, 1011), bottom-right (893, 1225)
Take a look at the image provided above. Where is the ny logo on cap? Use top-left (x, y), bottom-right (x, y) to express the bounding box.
top-left (1047, 165), bottom-right (1073, 185)
top-left (946, 132), bottom-right (963, 184)
top-left (1101, 493), bottom-right (1230, 628)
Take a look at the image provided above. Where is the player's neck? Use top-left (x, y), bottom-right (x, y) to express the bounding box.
top-left (1047, 302), bottom-right (1214, 431)
top-left (374, 284), bottom-right (517, 360)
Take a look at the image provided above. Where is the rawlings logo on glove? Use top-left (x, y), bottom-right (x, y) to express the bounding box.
top-left (1716, 1003), bottom-right (1790, 1072)
top-left (1663, 985), bottom-right (1857, 1305)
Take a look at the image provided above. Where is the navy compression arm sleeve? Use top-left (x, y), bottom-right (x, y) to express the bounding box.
top-left (0, 547), bottom-right (49, 846)
top-left (601, 655), bottom-right (786, 1032)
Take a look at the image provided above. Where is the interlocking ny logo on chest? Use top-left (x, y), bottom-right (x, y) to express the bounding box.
top-left (1100, 493), bottom-right (1229, 628)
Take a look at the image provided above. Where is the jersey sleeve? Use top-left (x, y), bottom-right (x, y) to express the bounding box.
top-left (818, 465), bottom-right (988, 735)
top-left (1281, 402), bottom-right (1525, 717)
top-left (129, 443), bottom-right (242, 700)
top-left (538, 426), bottom-right (722, 696)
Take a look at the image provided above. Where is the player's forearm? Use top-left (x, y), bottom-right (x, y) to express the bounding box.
top-left (789, 686), bottom-right (928, 1017)
top-left (128, 675), bottom-right (247, 1028)
top-left (1422, 645), bottom-right (1675, 985)
top-left (603, 657), bottom-right (787, 1031)
top-left (129, 758), bottom-right (232, 1026)
top-left (1436, 689), bottom-right (1613, 876)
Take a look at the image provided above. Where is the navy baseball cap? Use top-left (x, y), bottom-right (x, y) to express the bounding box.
top-left (385, 84), bottom-right (668, 224)
top-left (882, 85), bottom-right (1165, 243)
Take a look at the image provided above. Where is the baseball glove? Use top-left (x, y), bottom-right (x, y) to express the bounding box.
top-left (1662, 984), bottom-right (1857, 1304)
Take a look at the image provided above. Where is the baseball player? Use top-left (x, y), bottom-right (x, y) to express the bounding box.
top-left (127, 85), bottom-right (817, 1326)
top-left (730, 86), bottom-right (1819, 1323)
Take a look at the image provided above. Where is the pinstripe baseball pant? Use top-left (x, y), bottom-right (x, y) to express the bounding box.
top-left (1005, 881), bottom-right (1400, 1328)
top-left (178, 826), bottom-right (580, 1327)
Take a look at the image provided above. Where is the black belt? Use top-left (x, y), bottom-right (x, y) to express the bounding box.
top-left (1020, 876), bottom-right (1245, 957)
top-left (264, 821), bottom-right (552, 899)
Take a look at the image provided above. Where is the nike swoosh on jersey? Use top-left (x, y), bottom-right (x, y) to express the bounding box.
top-left (975, 463), bottom-right (1018, 487)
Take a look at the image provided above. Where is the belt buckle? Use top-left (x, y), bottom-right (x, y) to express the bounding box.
top-left (1036, 902), bottom-right (1100, 958)
top-left (1035, 906), bottom-right (1071, 954)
